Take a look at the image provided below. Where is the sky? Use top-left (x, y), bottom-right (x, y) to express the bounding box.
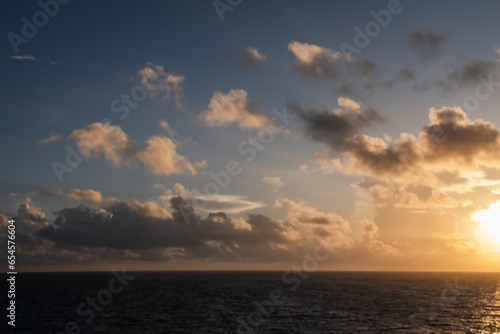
top-left (1, 0), bottom-right (500, 272)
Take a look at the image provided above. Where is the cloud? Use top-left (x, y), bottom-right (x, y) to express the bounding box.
top-left (66, 189), bottom-right (118, 205)
top-left (290, 97), bottom-right (384, 150)
top-left (41, 187), bottom-right (118, 205)
top-left (409, 29), bottom-right (447, 60)
top-left (38, 134), bottom-right (62, 146)
top-left (36, 197), bottom-right (299, 261)
top-left (158, 120), bottom-right (176, 138)
top-left (69, 122), bottom-right (138, 167)
top-left (190, 194), bottom-right (265, 214)
top-left (130, 198), bottom-right (173, 219)
top-left (236, 47), bottom-right (267, 68)
top-left (261, 176), bottom-right (284, 187)
top-left (415, 52), bottom-right (500, 92)
top-left (307, 106), bottom-right (500, 180)
top-left (360, 221), bottom-right (400, 255)
top-left (288, 41), bottom-right (347, 79)
top-left (69, 122), bottom-right (206, 175)
top-left (40, 187), bottom-right (64, 196)
top-left (0, 198), bottom-right (49, 258)
top-left (8, 55), bottom-right (36, 61)
top-left (448, 59), bottom-right (499, 89)
top-left (1, 196), bottom-right (410, 267)
top-left (162, 183), bottom-right (192, 198)
top-left (137, 63), bottom-right (184, 106)
top-left (358, 181), bottom-right (470, 209)
top-left (137, 136), bottom-right (207, 176)
top-left (198, 89), bottom-right (273, 130)
top-left (158, 184), bottom-right (264, 214)
top-left (287, 41), bottom-right (375, 81)
top-left (274, 197), bottom-right (349, 228)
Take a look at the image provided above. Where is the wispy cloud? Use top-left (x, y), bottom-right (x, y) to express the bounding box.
top-left (38, 134), bottom-right (62, 146)
top-left (8, 54), bottom-right (36, 61)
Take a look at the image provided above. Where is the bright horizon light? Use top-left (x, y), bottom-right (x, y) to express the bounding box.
top-left (473, 200), bottom-right (500, 251)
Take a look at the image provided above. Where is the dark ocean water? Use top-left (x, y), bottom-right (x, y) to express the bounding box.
top-left (1, 271), bottom-right (499, 333)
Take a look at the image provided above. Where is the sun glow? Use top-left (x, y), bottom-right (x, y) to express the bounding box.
top-left (473, 200), bottom-right (500, 250)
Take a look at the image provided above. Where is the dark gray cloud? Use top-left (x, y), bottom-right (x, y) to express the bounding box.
top-left (37, 197), bottom-right (294, 255)
top-left (289, 99), bottom-right (384, 150)
top-left (0, 194), bottom-right (400, 267)
top-left (409, 29), bottom-right (448, 60)
top-left (448, 59), bottom-right (499, 89)
top-left (413, 58), bottom-right (500, 93)
top-left (235, 47), bottom-right (267, 69)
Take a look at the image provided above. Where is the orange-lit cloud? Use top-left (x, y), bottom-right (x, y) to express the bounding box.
top-left (199, 89), bottom-right (273, 130)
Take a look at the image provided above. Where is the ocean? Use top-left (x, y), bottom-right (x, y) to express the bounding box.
top-left (2, 271), bottom-right (499, 333)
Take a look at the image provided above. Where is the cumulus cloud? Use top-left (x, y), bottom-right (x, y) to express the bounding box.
top-left (38, 134), bottom-right (62, 146)
top-left (236, 47), bottom-right (267, 68)
top-left (137, 63), bottom-right (184, 106)
top-left (35, 196), bottom-right (300, 262)
top-left (69, 122), bottom-right (206, 176)
top-left (0, 198), bottom-right (49, 259)
top-left (8, 55), bottom-right (36, 61)
top-left (130, 198), bottom-right (173, 219)
top-left (289, 97), bottom-right (384, 150)
top-left (409, 29), bottom-right (448, 60)
top-left (161, 183), bottom-right (192, 198)
top-left (304, 106), bottom-right (500, 179)
top-left (69, 122), bottom-right (138, 167)
top-left (198, 89), bottom-right (273, 130)
top-left (0, 195), bottom-right (412, 267)
top-left (137, 136), bottom-right (207, 176)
